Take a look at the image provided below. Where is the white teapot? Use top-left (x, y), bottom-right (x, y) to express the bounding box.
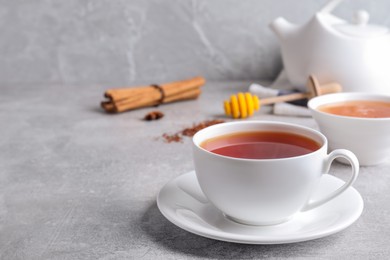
top-left (270, 0), bottom-right (390, 94)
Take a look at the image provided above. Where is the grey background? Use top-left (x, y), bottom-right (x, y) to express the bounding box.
top-left (2, 1), bottom-right (390, 259)
top-left (2, 0), bottom-right (390, 86)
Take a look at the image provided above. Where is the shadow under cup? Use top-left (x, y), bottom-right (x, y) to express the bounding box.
top-left (192, 121), bottom-right (356, 226)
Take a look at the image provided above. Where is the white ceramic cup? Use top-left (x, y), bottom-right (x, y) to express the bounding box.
top-left (192, 121), bottom-right (359, 226)
top-left (308, 92), bottom-right (390, 166)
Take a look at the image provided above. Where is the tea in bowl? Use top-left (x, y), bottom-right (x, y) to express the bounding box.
top-left (192, 121), bottom-right (359, 226)
top-left (308, 92), bottom-right (390, 166)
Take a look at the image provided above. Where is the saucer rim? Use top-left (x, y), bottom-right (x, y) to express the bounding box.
top-left (157, 171), bottom-right (364, 244)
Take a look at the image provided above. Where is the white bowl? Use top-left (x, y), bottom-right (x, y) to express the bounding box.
top-left (308, 93), bottom-right (390, 166)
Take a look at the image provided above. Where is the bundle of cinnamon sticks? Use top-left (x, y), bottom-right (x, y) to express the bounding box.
top-left (101, 76), bottom-right (205, 113)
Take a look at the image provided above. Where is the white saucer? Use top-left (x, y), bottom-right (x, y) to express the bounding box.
top-left (157, 171), bottom-right (364, 244)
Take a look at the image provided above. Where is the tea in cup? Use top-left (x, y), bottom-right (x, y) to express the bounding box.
top-left (192, 121), bottom-right (359, 225)
top-left (308, 92), bottom-right (390, 166)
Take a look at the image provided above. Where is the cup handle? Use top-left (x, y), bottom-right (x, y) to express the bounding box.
top-left (302, 149), bottom-right (359, 212)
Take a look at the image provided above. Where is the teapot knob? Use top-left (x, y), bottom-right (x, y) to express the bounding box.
top-left (353, 10), bottom-right (369, 26)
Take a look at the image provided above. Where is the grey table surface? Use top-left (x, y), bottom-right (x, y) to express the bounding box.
top-left (1, 81), bottom-right (389, 260)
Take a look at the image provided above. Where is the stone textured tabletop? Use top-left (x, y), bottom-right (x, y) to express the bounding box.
top-left (1, 81), bottom-right (390, 259)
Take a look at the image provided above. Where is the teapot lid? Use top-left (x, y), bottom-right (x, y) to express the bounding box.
top-left (332, 10), bottom-right (389, 37)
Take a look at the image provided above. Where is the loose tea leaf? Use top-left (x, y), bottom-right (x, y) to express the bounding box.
top-left (162, 119), bottom-right (225, 143)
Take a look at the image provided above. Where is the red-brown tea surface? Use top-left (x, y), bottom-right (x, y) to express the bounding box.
top-left (201, 131), bottom-right (320, 159)
top-left (318, 100), bottom-right (390, 118)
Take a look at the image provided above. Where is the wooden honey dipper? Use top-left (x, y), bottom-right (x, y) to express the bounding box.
top-left (223, 75), bottom-right (342, 119)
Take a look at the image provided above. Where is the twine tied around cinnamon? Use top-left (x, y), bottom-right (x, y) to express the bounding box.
top-left (101, 76), bottom-right (205, 113)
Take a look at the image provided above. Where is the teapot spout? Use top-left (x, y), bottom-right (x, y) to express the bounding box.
top-left (269, 17), bottom-right (298, 39)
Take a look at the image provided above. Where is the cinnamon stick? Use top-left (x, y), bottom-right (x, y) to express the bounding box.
top-left (101, 76), bottom-right (205, 113)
